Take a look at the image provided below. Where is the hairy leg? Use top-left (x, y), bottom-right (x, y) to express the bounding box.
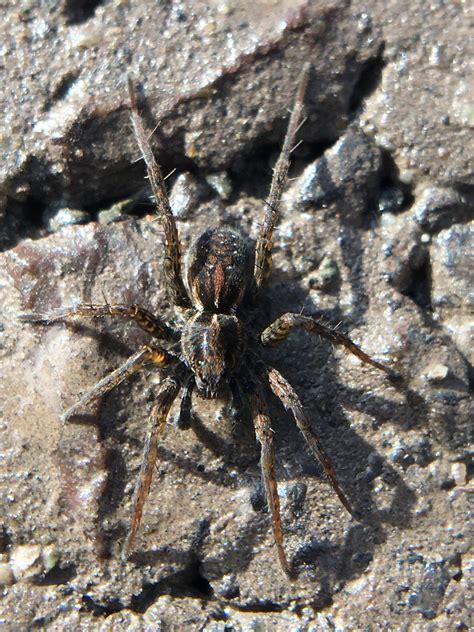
top-left (128, 78), bottom-right (190, 308)
top-left (253, 63), bottom-right (310, 296)
top-left (175, 376), bottom-right (194, 430)
top-left (122, 374), bottom-right (181, 557)
top-left (261, 364), bottom-right (353, 515)
top-left (261, 313), bottom-right (401, 382)
top-left (61, 345), bottom-right (176, 422)
top-left (19, 303), bottom-right (178, 341)
top-left (250, 382), bottom-right (290, 576)
top-left (222, 378), bottom-right (247, 423)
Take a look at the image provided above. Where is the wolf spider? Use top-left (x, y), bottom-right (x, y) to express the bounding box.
top-left (21, 64), bottom-right (400, 577)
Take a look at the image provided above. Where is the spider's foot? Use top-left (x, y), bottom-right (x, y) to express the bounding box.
top-left (17, 312), bottom-right (50, 323)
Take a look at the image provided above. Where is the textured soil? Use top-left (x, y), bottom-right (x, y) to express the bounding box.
top-left (0, 1), bottom-right (472, 630)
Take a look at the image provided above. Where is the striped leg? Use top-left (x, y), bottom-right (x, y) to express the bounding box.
top-left (61, 345), bottom-right (175, 422)
top-left (253, 63), bottom-right (310, 296)
top-left (19, 303), bottom-right (178, 341)
top-left (122, 374), bottom-right (181, 557)
top-left (261, 364), bottom-right (353, 516)
top-left (128, 78), bottom-right (190, 308)
top-left (261, 313), bottom-right (400, 382)
top-left (250, 382), bottom-right (290, 576)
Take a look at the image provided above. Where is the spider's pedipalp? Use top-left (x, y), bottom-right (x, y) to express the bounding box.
top-left (123, 373), bottom-right (182, 558)
top-left (62, 344), bottom-right (176, 422)
top-left (262, 364), bottom-right (353, 516)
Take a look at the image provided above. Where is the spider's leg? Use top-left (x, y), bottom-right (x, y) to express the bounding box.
top-left (128, 78), bottom-right (190, 308)
top-left (175, 375), bottom-right (194, 430)
top-left (261, 364), bottom-right (353, 516)
top-left (250, 381), bottom-right (290, 576)
top-left (19, 303), bottom-right (178, 341)
top-left (123, 373), bottom-right (181, 557)
top-left (261, 313), bottom-right (401, 383)
top-left (62, 345), bottom-right (176, 422)
top-left (223, 377), bottom-right (247, 423)
top-left (253, 63), bottom-right (310, 296)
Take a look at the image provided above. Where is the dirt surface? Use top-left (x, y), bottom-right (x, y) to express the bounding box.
top-left (0, 0), bottom-right (472, 630)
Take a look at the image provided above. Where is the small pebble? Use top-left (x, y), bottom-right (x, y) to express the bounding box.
top-left (206, 172), bottom-right (233, 200)
top-left (97, 207), bottom-right (127, 224)
top-left (9, 544), bottom-right (42, 581)
top-left (46, 207), bottom-right (89, 232)
top-left (423, 363), bottom-right (449, 383)
top-left (216, 573), bottom-right (240, 598)
top-left (378, 186), bottom-right (405, 214)
top-left (413, 186), bottom-right (464, 232)
top-left (309, 256), bottom-right (339, 291)
top-left (0, 562), bottom-right (14, 586)
top-left (451, 462), bottom-right (467, 487)
top-left (8, 543), bottom-right (59, 582)
top-left (169, 172), bottom-right (209, 219)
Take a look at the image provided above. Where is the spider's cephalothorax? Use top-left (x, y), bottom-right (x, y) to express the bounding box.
top-left (181, 309), bottom-right (245, 398)
top-left (21, 65), bottom-right (402, 577)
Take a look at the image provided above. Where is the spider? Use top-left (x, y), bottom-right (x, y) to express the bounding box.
top-left (21, 63), bottom-right (400, 577)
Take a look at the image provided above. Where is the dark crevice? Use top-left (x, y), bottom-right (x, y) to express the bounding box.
top-left (82, 594), bottom-right (124, 616)
top-left (377, 149), bottom-right (415, 215)
top-left (129, 559), bottom-right (213, 614)
top-left (82, 576), bottom-right (293, 621)
top-left (0, 195), bottom-right (48, 252)
top-left (401, 256), bottom-right (433, 311)
top-left (226, 600), bottom-right (287, 614)
top-left (0, 527), bottom-right (12, 553)
top-left (349, 44), bottom-right (386, 115)
top-left (35, 563), bottom-right (77, 586)
top-left (183, 560), bottom-right (213, 598)
top-left (2, 79), bottom-right (339, 249)
top-left (44, 72), bottom-right (81, 112)
top-left (63, 0), bottom-right (104, 25)
top-left (81, 555), bottom-right (214, 618)
top-left (21, 195), bottom-right (48, 229)
top-left (230, 137), bottom-right (333, 202)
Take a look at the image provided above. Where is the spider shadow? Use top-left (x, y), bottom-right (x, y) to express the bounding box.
top-left (251, 264), bottom-right (425, 583)
top-left (95, 389), bottom-right (288, 580)
top-left (112, 355), bottom-right (419, 586)
top-left (52, 257), bottom-right (426, 586)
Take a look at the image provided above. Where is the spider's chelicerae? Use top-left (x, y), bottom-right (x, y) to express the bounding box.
top-left (22, 64), bottom-right (401, 577)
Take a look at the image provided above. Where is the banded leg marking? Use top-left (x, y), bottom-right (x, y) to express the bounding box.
top-left (123, 375), bottom-right (181, 557)
top-left (62, 345), bottom-right (175, 422)
top-left (128, 78), bottom-right (190, 308)
top-left (253, 63), bottom-right (310, 295)
top-left (261, 313), bottom-right (400, 380)
top-left (250, 383), bottom-right (290, 576)
top-left (20, 303), bottom-right (178, 341)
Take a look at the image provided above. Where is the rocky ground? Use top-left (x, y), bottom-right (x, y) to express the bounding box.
top-left (0, 0), bottom-right (472, 630)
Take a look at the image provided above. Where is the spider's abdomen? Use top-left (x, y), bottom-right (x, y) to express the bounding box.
top-left (185, 228), bottom-right (253, 313)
